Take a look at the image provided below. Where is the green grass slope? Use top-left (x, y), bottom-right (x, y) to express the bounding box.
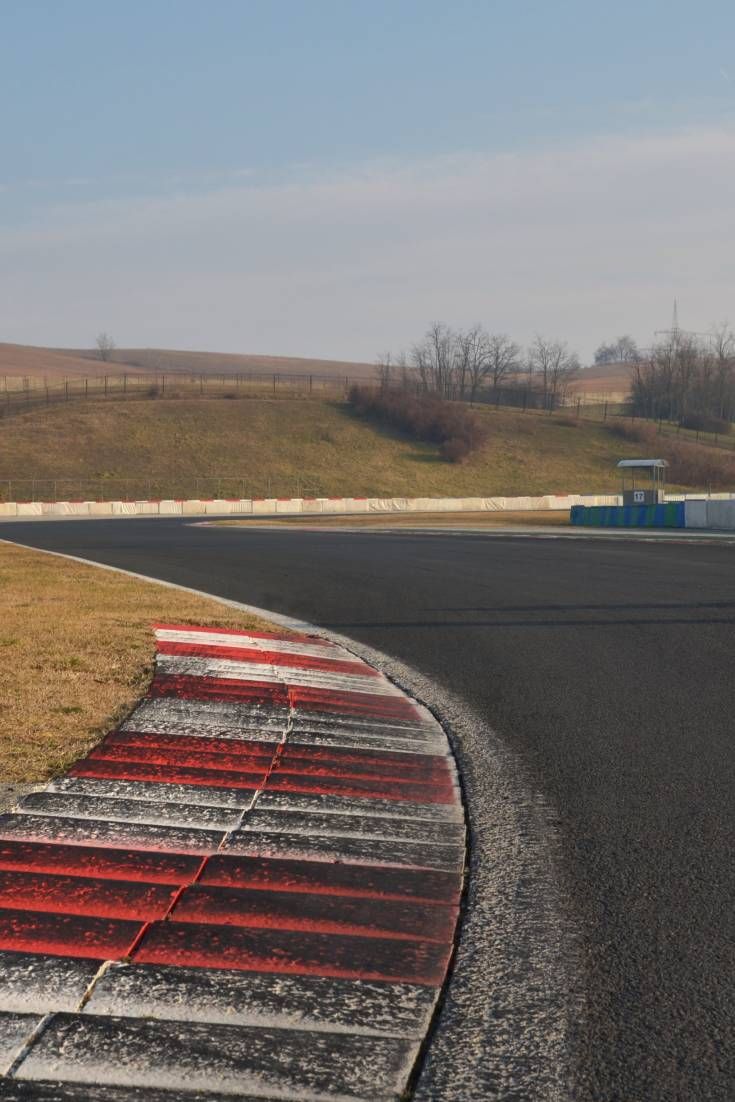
top-left (0, 397), bottom-right (659, 500)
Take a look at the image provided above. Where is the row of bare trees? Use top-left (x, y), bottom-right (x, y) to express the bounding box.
top-left (377, 324), bottom-right (580, 407)
top-left (631, 328), bottom-right (735, 427)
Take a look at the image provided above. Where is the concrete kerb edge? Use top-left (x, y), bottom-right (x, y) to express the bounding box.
top-left (0, 535), bottom-right (473, 1095)
top-left (0, 534), bottom-right (580, 1100)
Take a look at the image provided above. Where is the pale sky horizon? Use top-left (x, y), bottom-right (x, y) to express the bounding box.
top-left (2, 0), bottom-right (735, 364)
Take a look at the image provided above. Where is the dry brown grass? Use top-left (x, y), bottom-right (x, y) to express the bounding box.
top-left (91, 348), bottom-right (375, 379)
top-left (0, 343), bottom-right (138, 384)
top-left (0, 398), bottom-right (654, 499)
top-left (0, 541), bottom-right (273, 783)
top-left (1, 342), bottom-right (374, 383)
top-left (223, 510), bottom-right (570, 529)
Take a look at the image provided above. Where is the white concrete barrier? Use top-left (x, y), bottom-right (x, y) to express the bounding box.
top-left (685, 499), bottom-right (735, 530)
top-left (252, 498), bottom-right (278, 515)
top-left (3, 492), bottom-right (732, 523)
top-left (706, 500), bottom-right (735, 529)
top-left (320, 498), bottom-right (349, 514)
top-left (684, 500), bottom-right (708, 528)
top-left (343, 497), bottom-right (370, 513)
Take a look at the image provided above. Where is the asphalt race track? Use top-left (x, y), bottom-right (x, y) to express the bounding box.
top-left (3, 518), bottom-right (735, 1101)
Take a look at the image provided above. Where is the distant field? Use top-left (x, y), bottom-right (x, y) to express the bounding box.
top-left (0, 341), bottom-right (374, 385)
top-left (2, 341), bottom-right (630, 394)
top-left (572, 361), bottom-right (633, 401)
top-left (0, 343), bottom-right (143, 384)
top-left (0, 396), bottom-right (673, 501)
top-left (69, 346), bottom-right (377, 379)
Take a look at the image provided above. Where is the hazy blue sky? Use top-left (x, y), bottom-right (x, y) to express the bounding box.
top-left (2, 0), bottom-right (735, 361)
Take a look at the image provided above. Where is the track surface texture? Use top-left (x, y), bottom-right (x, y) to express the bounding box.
top-left (3, 519), bottom-right (735, 1102)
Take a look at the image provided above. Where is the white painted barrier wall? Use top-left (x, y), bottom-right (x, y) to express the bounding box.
top-left (1, 493), bottom-right (733, 524)
top-left (685, 499), bottom-right (735, 530)
top-left (0, 492), bottom-right (620, 520)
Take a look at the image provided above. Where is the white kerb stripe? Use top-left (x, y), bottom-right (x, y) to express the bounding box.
top-left (156, 655), bottom-right (402, 696)
top-left (155, 628), bottom-right (351, 661)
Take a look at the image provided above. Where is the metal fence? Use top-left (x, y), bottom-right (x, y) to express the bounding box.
top-left (0, 476), bottom-right (325, 504)
top-left (0, 371), bottom-right (359, 419)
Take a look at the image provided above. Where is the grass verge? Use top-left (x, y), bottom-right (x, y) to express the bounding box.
top-left (218, 510), bottom-right (571, 529)
top-left (0, 541), bottom-right (273, 783)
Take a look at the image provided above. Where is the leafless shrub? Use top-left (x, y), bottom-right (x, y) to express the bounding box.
top-left (609, 421), bottom-right (735, 487)
top-left (348, 385), bottom-right (487, 462)
top-left (679, 413), bottom-right (731, 434)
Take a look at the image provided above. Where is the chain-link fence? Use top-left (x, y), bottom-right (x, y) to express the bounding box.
top-left (0, 371), bottom-right (358, 420)
top-left (0, 476), bottom-right (325, 504)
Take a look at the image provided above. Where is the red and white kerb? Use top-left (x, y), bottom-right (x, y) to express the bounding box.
top-left (0, 624), bottom-right (465, 1101)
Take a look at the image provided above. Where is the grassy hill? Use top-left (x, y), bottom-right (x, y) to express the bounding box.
top-left (0, 396), bottom-right (709, 502)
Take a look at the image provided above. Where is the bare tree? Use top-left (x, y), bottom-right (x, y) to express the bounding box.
top-left (527, 336), bottom-right (580, 407)
top-left (712, 325), bottom-right (735, 420)
top-left (453, 325), bottom-right (483, 401)
top-left (631, 327), bottom-right (735, 424)
top-left (594, 335), bottom-right (639, 365)
top-left (411, 323), bottom-right (459, 398)
top-left (375, 352), bottom-right (394, 392)
top-left (96, 333), bottom-right (116, 362)
top-left (455, 327), bottom-right (521, 402)
top-left (487, 333), bottom-right (522, 390)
